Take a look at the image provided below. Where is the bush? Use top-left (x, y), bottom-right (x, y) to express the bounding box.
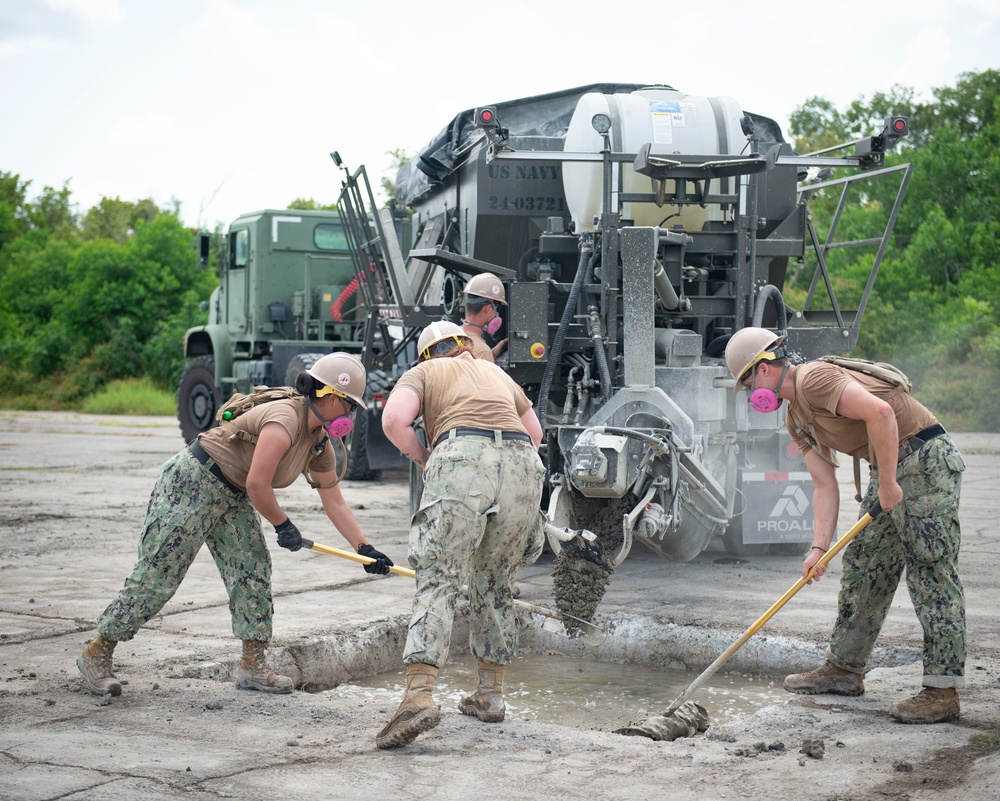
top-left (79, 377), bottom-right (176, 416)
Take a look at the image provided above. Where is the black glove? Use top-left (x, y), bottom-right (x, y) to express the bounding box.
top-left (358, 543), bottom-right (393, 575)
top-left (274, 519), bottom-right (302, 552)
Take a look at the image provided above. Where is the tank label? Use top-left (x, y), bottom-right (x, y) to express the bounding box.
top-left (649, 101), bottom-right (685, 143)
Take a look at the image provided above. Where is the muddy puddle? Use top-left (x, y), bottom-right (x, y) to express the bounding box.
top-left (325, 654), bottom-right (787, 731)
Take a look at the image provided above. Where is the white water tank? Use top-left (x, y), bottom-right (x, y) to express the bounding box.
top-left (562, 88), bottom-right (748, 233)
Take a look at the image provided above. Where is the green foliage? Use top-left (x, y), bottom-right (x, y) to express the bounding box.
top-left (287, 198), bottom-right (336, 210)
top-left (788, 68), bottom-right (1000, 431)
top-left (379, 148), bottom-right (411, 207)
top-left (80, 377), bottom-right (176, 416)
top-left (0, 180), bottom-right (214, 410)
top-left (81, 197), bottom-right (159, 243)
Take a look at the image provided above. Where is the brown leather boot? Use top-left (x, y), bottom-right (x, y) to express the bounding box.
top-left (783, 660), bottom-right (865, 696)
top-left (77, 633), bottom-right (122, 696)
top-left (458, 661), bottom-right (507, 722)
top-left (889, 687), bottom-right (960, 724)
top-left (234, 640), bottom-right (293, 694)
top-left (376, 663), bottom-right (442, 749)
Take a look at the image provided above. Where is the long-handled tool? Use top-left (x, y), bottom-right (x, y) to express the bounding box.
top-left (656, 501), bottom-right (882, 720)
top-left (300, 538), bottom-right (607, 646)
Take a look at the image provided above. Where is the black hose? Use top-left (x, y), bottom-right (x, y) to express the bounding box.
top-left (751, 283), bottom-right (788, 331)
top-left (589, 307), bottom-right (612, 403)
top-left (537, 235), bottom-right (596, 430)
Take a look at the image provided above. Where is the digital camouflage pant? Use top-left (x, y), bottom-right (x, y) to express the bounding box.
top-left (828, 434), bottom-right (966, 688)
top-left (404, 436), bottom-right (545, 668)
top-left (97, 448), bottom-right (273, 643)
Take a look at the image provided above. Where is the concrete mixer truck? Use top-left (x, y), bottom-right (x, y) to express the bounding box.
top-left (333, 82), bottom-right (911, 566)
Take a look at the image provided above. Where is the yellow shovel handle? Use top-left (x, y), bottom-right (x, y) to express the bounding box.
top-left (301, 539), bottom-right (415, 578)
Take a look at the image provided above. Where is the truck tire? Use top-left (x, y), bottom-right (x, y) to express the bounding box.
top-left (722, 515), bottom-right (769, 557)
top-left (177, 355), bottom-right (219, 444)
top-left (344, 411), bottom-right (379, 481)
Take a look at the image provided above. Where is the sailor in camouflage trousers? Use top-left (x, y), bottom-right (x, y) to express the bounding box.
top-left (835, 436), bottom-right (966, 689)
top-left (76, 353), bottom-right (393, 699)
top-left (376, 321), bottom-right (545, 749)
top-left (725, 327), bottom-right (966, 725)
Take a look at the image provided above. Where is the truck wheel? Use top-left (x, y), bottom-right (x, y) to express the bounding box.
top-left (284, 352), bottom-right (328, 387)
top-left (344, 410), bottom-right (379, 481)
top-left (410, 426), bottom-right (426, 518)
top-left (722, 516), bottom-right (769, 557)
top-left (177, 356), bottom-right (218, 443)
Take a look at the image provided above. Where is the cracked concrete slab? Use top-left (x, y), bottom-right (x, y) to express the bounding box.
top-left (2, 412), bottom-right (999, 801)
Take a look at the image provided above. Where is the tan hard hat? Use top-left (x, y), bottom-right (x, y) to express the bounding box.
top-left (307, 352), bottom-right (367, 406)
top-left (417, 320), bottom-right (469, 361)
top-left (464, 273), bottom-right (507, 306)
top-left (724, 327), bottom-right (786, 391)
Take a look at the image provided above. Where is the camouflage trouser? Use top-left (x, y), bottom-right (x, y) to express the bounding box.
top-left (97, 448), bottom-right (273, 643)
top-left (828, 434), bottom-right (966, 688)
top-left (403, 436), bottom-right (545, 668)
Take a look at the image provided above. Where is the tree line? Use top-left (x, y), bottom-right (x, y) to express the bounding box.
top-left (1, 69), bottom-right (997, 428)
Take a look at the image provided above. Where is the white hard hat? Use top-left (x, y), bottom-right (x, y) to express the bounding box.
top-left (724, 328), bottom-right (786, 391)
top-left (307, 352), bottom-right (367, 406)
top-left (417, 320), bottom-right (469, 361)
top-left (464, 273), bottom-right (507, 306)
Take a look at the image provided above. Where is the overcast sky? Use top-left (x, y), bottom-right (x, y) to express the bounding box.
top-left (1, 0), bottom-right (996, 230)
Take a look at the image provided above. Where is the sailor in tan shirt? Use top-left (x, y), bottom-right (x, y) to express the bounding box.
top-left (726, 327), bottom-right (966, 725)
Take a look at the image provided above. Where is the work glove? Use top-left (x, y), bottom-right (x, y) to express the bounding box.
top-left (274, 519), bottom-right (303, 552)
top-left (358, 543), bottom-right (393, 575)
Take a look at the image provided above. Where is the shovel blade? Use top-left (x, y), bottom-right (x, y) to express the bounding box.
top-left (540, 615), bottom-right (607, 646)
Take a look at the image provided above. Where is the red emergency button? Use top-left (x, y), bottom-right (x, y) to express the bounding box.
top-left (530, 342), bottom-right (546, 359)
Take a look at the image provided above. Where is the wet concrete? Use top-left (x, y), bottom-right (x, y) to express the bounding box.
top-left (2, 412), bottom-right (999, 801)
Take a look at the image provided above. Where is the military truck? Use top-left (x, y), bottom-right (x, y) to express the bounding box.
top-left (333, 82), bottom-right (911, 562)
top-left (177, 207), bottom-right (407, 477)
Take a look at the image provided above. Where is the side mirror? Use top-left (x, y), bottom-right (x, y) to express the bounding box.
top-left (199, 233), bottom-right (211, 267)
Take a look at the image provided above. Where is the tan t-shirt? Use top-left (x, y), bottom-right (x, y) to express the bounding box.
top-left (197, 398), bottom-right (336, 490)
top-left (469, 335), bottom-right (495, 362)
top-left (786, 362), bottom-right (937, 468)
top-left (391, 352), bottom-right (533, 447)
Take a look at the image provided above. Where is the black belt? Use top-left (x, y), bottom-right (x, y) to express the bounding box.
top-left (898, 423), bottom-right (946, 461)
top-left (188, 440), bottom-right (242, 494)
top-left (434, 427), bottom-right (532, 448)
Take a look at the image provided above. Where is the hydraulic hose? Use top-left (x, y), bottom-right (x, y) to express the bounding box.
top-left (536, 234), bottom-right (596, 430)
top-left (751, 283), bottom-right (788, 331)
top-left (588, 306), bottom-right (612, 403)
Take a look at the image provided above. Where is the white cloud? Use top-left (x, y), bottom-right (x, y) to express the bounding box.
top-left (43, 0), bottom-right (124, 27)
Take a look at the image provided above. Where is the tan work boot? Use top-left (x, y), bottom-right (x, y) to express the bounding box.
top-left (458, 660), bottom-right (507, 722)
top-left (234, 640), bottom-right (293, 694)
top-left (376, 663), bottom-right (442, 749)
top-left (889, 687), bottom-right (960, 724)
top-left (783, 660), bottom-right (864, 696)
top-left (77, 633), bottom-right (122, 697)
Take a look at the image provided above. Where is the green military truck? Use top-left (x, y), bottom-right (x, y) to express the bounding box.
top-left (177, 208), bottom-right (405, 478)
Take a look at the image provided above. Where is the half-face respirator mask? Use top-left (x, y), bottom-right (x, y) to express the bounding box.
top-left (747, 363), bottom-right (790, 413)
top-left (309, 391), bottom-right (357, 439)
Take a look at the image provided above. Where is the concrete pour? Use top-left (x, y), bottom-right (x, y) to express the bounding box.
top-left (1, 411), bottom-right (999, 801)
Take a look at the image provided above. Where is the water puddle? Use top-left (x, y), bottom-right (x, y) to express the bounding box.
top-left (326, 654), bottom-right (788, 731)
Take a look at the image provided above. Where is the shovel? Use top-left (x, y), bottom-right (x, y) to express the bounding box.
top-left (625, 501), bottom-right (882, 732)
top-left (300, 538), bottom-right (607, 646)
top-left (544, 522), bottom-right (606, 566)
